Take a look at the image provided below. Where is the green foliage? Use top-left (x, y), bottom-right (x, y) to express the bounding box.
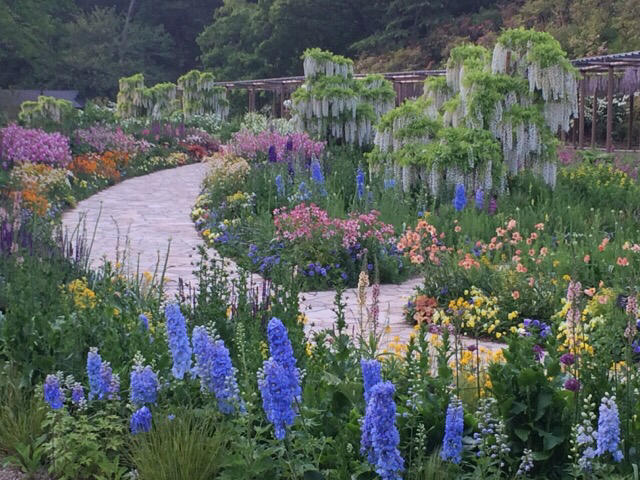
top-left (447, 43), bottom-right (490, 71)
top-left (18, 96), bottom-right (78, 132)
top-left (43, 405), bottom-right (128, 480)
top-left (496, 27), bottom-right (575, 70)
top-left (129, 410), bottom-right (229, 480)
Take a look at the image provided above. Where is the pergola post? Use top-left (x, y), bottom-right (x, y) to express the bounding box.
top-left (278, 85), bottom-right (284, 118)
top-left (591, 92), bottom-right (597, 148)
top-left (628, 93), bottom-right (635, 150)
top-left (248, 88), bottom-right (256, 113)
top-left (579, 78), bottom-right (585, 148)
top-left (606, 65), bottom-right (614, 152)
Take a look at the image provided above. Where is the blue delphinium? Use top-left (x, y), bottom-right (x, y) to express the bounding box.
top-left (99, 361), bottom-right (120, 400)
top-left (192, 326), bottom-right (243, 414)
top-left (139, 314), bottom-right (149, 330)
top-left (297, 181), bottom-right (311, 201)
top-left (130, 358), bottom-right (159, 407)
top-left (453, 184), bottom-right (467, 212)
top-left (361, 358), bottom-right (381, 405)
top-left (275, 174), bottom-right (284, 196)
top-left (596, 394), bottom-right (623, 462)
top-left (130, 406), bottom-right (152, 435)
top-left (441, 396), bottom-right (464, 464)
top-left (475, 188), bottom-right (484, 210)
top-left (268, 145), bottom-right (277, 163)
top-left (360, 381), bottom-right (404, 480)
top-left (356, 167), bottom-right (365, 199)
top-left (87, 347), bottom-right (102, 400)
top-left (266, 317), bottom-right (301, 398)
top-left (310, 159), bottom-right (327, 196)
top-left (70, 382), bottom-right (85, 406)
top-left (286, 136), bottom-right (293, 152)
top-left (384, 177), bottom-right (396, 190)
top-left (44, 374), bottom-right (64, 409)
top-left (165, 304), bottom-right (192, 380)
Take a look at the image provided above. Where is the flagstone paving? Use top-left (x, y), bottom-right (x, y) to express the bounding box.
top-left (62, 162), bottom-right (503, 351)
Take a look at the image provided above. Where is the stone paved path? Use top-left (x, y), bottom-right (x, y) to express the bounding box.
top-left (62, 162), bottom-right (502, 351)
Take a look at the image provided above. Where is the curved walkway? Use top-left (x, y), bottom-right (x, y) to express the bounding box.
top-left (62, 162), bottom-right (501, 350)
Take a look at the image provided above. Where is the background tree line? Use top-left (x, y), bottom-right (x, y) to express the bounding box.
top-left (1, 0), bottom-right (639, 99)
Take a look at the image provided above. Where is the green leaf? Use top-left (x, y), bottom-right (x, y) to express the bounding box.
top-left (514, 427), bottom-right (530, 442)
top-left (304, 471), bottom-right (325, 480)
top-left (543, 432), bottom-right (564, 451)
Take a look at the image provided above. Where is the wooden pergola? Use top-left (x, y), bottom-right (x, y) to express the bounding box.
top-left (572, 51), bottom-right (640, 151)
top-left (215, 69), bottom-right (445, 117)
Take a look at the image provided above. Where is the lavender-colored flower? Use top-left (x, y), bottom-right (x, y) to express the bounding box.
top-left (164, 304), bottom-right (192, 380)
top-left (361, 358), bottom-right (381, 404)
top-left (564, 377), bottom-right (581, 392)
top-left (297, 181), bottom-right (311, 201)
top-left (268, 145), bottom-right (277, 163)
top-left (384, 177), bottom-right (396, 190)
top-left (275, 174), bottom-right (284, 196)
top-left (595, 394), bottom-right (623, 462)
top-left (310, 159), bottom-right (326, 195)
top-left (532, 344), bottom-right (545, 361)
top-left (474, 188), bottom-right (484, 210)
top-left (192, 326), bottom-right (243, 414)
top-left (87, 347), bottom-right (102, 400)
top-left (139, 314), bottom-right (149, 330)
top-left (266, 317), bottom-right (301, 399)
top-left (356, 167), bottom-right (365, 199)
top-left (441, 396), bottom-right (464, 464)
top-left (71, 383), bottom-right (85, 406)
top-left (130, 361), bottom-right (159, 406)
top-left (130, 406), bottom-right (152, 434)
top-left (360, 381), bottom-right (404, 480)
top-left (285, 136), bottom-right (293, 152)
top-left (99, 361), bottom-right (120, 400)
top-left (516, 448), bottom-right (534, 476)
top-left (44, 374), bottom-right (64, 409)
top-left (453, 184), bottom-right (466, 212)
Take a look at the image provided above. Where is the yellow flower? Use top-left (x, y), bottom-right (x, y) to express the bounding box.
top-left (305, 342), bottom-right (313, 357)
top-left (562, 274), bottom-right (571, 282)
top-left (297, 314), bottom-right (308, 325)
top-left (259, 341), bottom-right (268, 360)
top-left (226, 306), bottom-right (232, 319)
top-left (553, 260), bottom-right (560, 268)
top-left (507, 311), bottom-right (518, 320)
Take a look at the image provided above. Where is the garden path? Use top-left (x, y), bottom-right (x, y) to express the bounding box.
top-left (62, 163), bottom-right (502, 351)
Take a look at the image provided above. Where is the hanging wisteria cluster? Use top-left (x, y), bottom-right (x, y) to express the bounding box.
top-left (292, 48), bottom-right (395, 146)
top-left (367, 28), bottom-right (579, 195)
top-left (116, 70), bottom-right (229, 121)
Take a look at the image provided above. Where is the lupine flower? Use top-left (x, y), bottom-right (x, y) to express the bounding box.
top-left (130, 358), bottom-right (159, 406)
top-left (164, 304), bottom-right (192, 380)
top-left (360, 381), bottom-right (404, 480)
top-left (258, 358), bottom-right (298, 440)
top-left (44, 374), bottom-right (64, 409)
top-left (192, 326), bottom-right (243, 414)
top-left (361, 358), bottom-right (381, 404)
top-left (268, 145), bottom-right (277, 163)
top-left (87, 347), bottom-right (102, 400)
top-left (474, 188), bottom-right (484, 210)
top-left (471, 398), bottom-right (510, 466)
top-left (286, 136), bottom-right (293, 151)
top-left (595, 394), bottom-right (623, 462)
top-left (275, 174), bottom-right (284, 196)
top-left (453, 184), bottom-right (466, 212)
top-left (356, 167), bottom-right (365, 199)
top-left (71, 383), bottom-right (85, 406)
top-left (139, 314), bottom-right (149, 330)
top-left (130, 406), bottom-right (152, 434)
top-left (287, 161), bottom-right (295, 180)
top-left (441, 396), bottom-right (464, 464)
top-left (297, 181), bottom-right (311, 201)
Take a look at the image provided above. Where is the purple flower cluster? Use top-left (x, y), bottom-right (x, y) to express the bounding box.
top-left (130, 362), bottom-right (159, 406)
top-left (360, 381), bottom-right (404, 480)
top-left (87, 347), bottom-right (120, 400)
top-left (165, 304), bottom-right (192, 380)
top-left (44, 374), bottom-right (64, 409)
top-left (227, 130), bottom-right (325, 163)
top-left (453, 184), bottom-right (467, 212)
top-left (192, 326), bottom-right (243, 414)
top-left (523, 318), bottom-right (551, 338)
top-left (130, 406), bottom-right (152, 434)
top-left (258, 317), bottom-right (301, 439)
top-left (74, 125), bottom-right (149, 154)
top-left (1, 124), bottom-right (71, 168)
top-left (595, 394), bottom-right (623, 462)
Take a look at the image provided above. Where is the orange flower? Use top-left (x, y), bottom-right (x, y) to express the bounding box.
top-left (617, 257), bottom-right (629, 267)
top-left (458, 253), bottom-right (480, 270)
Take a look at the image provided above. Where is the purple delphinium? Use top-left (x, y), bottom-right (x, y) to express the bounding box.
top-left (139, 314), bottom-right (149, 330)
top-left (99, 361), bottom-right (120, 400)
top-left (266, 317), bottom-right (301, 399)
top-left (532, 344), bottom-right (545, 361)
top-left (360, 381), bottom-right (404, 480)
top-left (71, 383), bottom-right (85, 406)
top-left (361, 358), bottom-right (382, 404)
top-left (441, 396), bottom-right (464, 464)
top-left (488, 196), bottom-right (498, 215)
top-left (356, 167), bottom-right (365, 199)
top-left (44, 374), bottom-right (64, 409)
top-left (474, 188), bottom-right (484, 210)
top-left (87, 347), bottom-right (102, 400)
top-left (268, 145), bottom-right (277, 163)
top-left (164, 304), bottom-right (192, 380)
top-left (130, 406), bottom-right (152, 434)
top-left (130, 361), bottom-right (159, 407)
